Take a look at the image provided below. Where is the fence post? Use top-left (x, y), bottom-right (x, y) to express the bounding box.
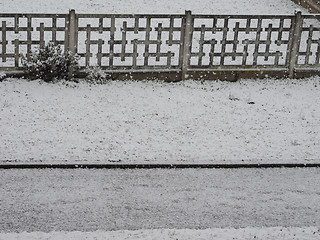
top-left (68, 9), bottom-right (77, 78)
top-left (288, 11), bottom-right (302, 78)
top-left (181, 10), bottom-right (193, 80)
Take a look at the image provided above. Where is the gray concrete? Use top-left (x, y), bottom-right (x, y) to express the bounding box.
top-left (1, 168), bottom-right (320, 232)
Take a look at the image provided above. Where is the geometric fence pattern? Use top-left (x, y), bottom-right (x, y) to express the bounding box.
top-left (0, 14), bottom-right (69, 69)
top-left (298, 15), bottom-right (320, 67)
top-left (0, 10), bottom-right (320, 78)
top-left (76, 14), bottom-right (184, 70)
top-left (190, 15), bottom-right (293, 68)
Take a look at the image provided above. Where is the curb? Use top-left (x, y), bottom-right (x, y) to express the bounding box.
top-left (1, 163), bottom-right (320, 169)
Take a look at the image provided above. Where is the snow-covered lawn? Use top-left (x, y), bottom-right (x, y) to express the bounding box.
top-left (1, 78), bottom-right (320, 164)
top-left (1, 227), bottom-right (320, 240)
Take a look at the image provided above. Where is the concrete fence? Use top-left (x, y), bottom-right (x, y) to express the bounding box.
top-left (0, 10), bottom-right (320, 80)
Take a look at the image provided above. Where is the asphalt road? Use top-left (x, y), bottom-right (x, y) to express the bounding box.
top-left (1, 168), bottom-right (320, 232)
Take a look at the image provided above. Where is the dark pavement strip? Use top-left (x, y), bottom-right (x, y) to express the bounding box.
top-left (1, 168), bottom-right (320, 232)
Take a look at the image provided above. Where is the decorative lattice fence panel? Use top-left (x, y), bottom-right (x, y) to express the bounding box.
top-left (0, 14), bottom-right (68, 70)
top-left (189, 15), bottom-right (294, 69)
top-left (296, 15), bottom-right (320, 67)
top-left (0, 10), bottom-right (320, 78)
top-left (76, 14), bottom-right (184, 70)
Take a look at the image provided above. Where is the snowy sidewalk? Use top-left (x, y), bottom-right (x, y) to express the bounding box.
top-left (1, 168), bottom-right (320, 232)
top-left (1, 227), bottom-right (320, 240)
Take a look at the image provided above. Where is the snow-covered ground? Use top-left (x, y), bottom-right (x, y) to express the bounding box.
top-left (1, 168), bottom-right (320, 238)
top-left (1, 78), bottom-right (320, 164)
top-left (1, 0), bottom-right (319, 239)
top-left (1, 227), bottom-right (320, 240)
top-left (0, 0), bottom-right (308, 14)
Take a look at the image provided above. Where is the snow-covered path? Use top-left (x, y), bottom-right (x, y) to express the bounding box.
top-left (1, 227), bottom-right (320, 240)
top-left (1, 168), bottom-right (320, 232)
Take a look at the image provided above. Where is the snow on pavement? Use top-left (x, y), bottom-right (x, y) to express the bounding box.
top-left (1, 168), bottom-right (320, 238)
top-left (1, 78), bottom-right (320, 164)
top-left (1, 168), bottom-right (320, 232)
top-left (1, 227), bottom-right (320, 240)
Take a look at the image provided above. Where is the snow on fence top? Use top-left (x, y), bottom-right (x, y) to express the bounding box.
top-left (0, 10), bottom-right (319, 79)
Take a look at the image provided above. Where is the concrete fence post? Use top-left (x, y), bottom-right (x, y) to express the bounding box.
top-left (288, 11), bottom-right (302, 78)
top-left (68, 9), bottom-right (77, 78)
top-left (181, 10), bottom-right (193, 80)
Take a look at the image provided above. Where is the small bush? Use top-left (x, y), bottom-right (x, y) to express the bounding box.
top-left (0, 72), bottom-right (6, 81)
top-left (85, 66), bottom-right (110, 84)
top-left (21, 42), bottom-right (79, 82)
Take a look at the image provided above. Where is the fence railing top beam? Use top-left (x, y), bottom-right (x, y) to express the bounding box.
top-left (76, 14), bottom-right (185, 18)
top-left (300, 14), bottom-right (320, 18)
top-left (0, 13), bottom-right (68, 17)
top-left (1, 11), bottom-right (320, 18)
top-left (192, 14), bottom-right (296, 18)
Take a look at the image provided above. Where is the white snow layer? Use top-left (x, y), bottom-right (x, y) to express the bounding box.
top-left (1, 227), bottom-right (320, 240)
top-left (0, 0), bottom-right (308, 14)
top-left (0, 1), bottom-right (319, 240)
top-left (1, 78), bottom-right (320, 164)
